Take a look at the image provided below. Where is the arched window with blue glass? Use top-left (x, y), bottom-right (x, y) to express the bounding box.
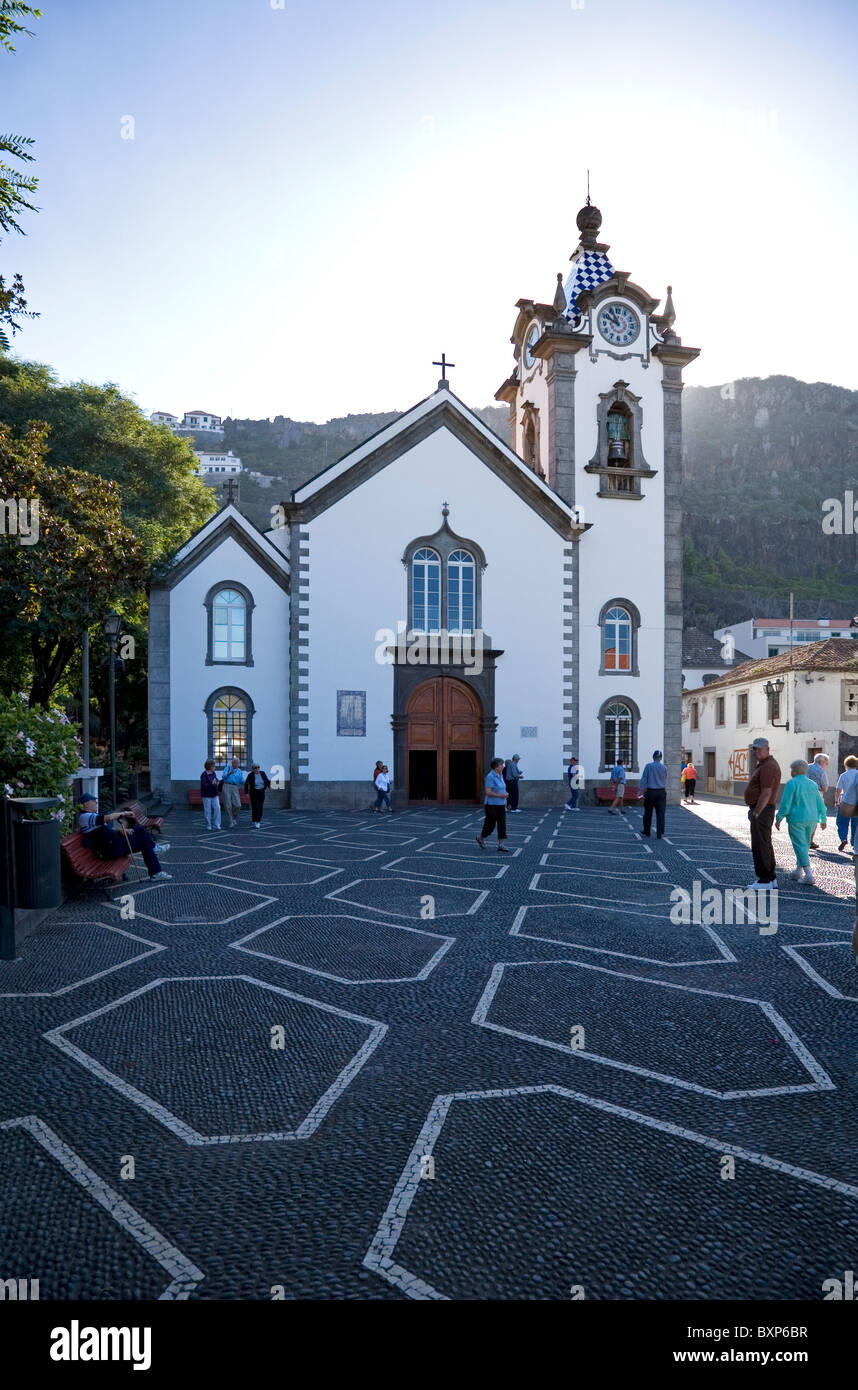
top-left (412, 548), bottom-right (441, 633)
top-left (205, 581), bottom-right (255, 666)
top-left (403, 508), bottom-right (486, 636)
top-left (447, 550), bottom-right (475, 634)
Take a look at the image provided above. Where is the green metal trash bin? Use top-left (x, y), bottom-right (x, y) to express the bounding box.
top-left (13, 816), bottom-right (62, 910)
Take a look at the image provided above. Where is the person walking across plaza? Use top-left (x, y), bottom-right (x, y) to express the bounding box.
top-left (374, 764), bottom-right (392, 812)
top-left (806, 753), bottom-right (830, 849)
top-left (681, 758), bottom-right (698, 804)
top-left (370, 760), bottom-right (384, 808)
top-left (744, 737), bottom-right (781, 891)
top-left (245, 763), bottom-right (270, 829)
top-left (504, 754), bottom-right (523, 812)
top-left (835, 754), bottom-right (858, 854)
top-left (565, 756), bottom-right (582, 811)
top-left (78, 798), bottom-right (172, 880)
top-left (775, 759), bottom-right (828, 885)
top-left (200, 759), bottom-right (221, 830)
top-left (608, 758), bottom-right (626, 815)
top-left (219, 756), bottom-right (245, 828)
top-left (476, 758), bottom-right (509, 852)
top-left (638, 750), bottom-right (667, 838)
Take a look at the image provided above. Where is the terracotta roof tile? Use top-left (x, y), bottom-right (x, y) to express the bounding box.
top-left (688, 638), bottom-right (858, 692)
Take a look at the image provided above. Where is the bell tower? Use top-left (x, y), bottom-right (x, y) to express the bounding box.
top-left (496, 201), bottom-right (700, 796)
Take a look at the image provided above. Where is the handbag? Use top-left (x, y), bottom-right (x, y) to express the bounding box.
top-left (840, 799), bottom-right (857, 818)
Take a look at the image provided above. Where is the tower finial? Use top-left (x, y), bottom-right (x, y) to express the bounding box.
top-left (576, 200), bottom-right (602, 251)
top-left (586, 169), bottom-right (590, 206)
top-left (553, 272), bottom-right (566, 314)
top-left (441, 500), bottom-right (450, 521)
top-left (663, 284), bottom-right (676, 330)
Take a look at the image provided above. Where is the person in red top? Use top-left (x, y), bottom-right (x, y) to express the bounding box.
top-left (744, 737), bottom-right (782, 890)
top-left (682, 760), bottom-right (698, 804)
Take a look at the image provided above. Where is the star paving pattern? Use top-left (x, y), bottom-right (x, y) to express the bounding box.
top-left (1, 799), bottom-right (856, 1300)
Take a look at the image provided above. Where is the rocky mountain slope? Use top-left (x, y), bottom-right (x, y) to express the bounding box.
top-left (218, 378), bottom-right (858, 627)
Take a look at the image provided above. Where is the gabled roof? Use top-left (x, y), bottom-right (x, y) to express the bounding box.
top-left (155, 503), bottom-right (289, 592)
top-left (686, 638), bottom-right (858, 692)
top-left (291, 384), bottom-right (582, 538)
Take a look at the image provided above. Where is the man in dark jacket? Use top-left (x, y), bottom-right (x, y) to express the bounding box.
top-left (504, 755), bottom-right (523, 812)
top-left (638, 750), bottom-right (667, 838)
top-left (244, 764), bottom-right (271, 829)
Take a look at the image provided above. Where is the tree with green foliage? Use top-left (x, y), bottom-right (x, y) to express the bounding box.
top-left (0, 421), bottom-right (148, 706)
top-left (0, 359), bottom-right (215, 568)
top-left (0, 3), bottom-right (41, 349)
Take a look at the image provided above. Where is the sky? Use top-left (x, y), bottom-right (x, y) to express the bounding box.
top-left (4, 0), bottom-right (858, 422)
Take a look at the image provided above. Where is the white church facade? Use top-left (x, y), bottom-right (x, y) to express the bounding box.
top-left (148, 202), bottom-right (699, 807)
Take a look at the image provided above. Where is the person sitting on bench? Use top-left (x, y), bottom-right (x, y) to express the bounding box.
top-left (77, 798), bottom-right (172, 880)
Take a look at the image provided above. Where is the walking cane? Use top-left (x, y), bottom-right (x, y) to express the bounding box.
top-left (119, 819), bottom-right (145, 883)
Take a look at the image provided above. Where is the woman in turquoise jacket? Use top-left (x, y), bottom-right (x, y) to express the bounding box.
top-left (775, 758), bottom-right (828, 885)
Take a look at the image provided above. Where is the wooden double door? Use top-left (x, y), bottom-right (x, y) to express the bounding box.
top-left (405, 677), bottom-right (482, 803)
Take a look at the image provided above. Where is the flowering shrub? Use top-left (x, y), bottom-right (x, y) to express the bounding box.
top-left (0, 692), bottom-right (81, 832)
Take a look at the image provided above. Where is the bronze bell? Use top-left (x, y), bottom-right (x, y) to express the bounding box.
top-left (608, 437), bottom-right (627, 463)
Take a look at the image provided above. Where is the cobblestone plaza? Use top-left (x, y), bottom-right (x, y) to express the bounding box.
top-left (1, 801), bottom-right (856, 1301)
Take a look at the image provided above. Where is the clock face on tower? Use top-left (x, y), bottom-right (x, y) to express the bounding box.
top-left (523, 322), bottom-right (540, 369)
top-left (596, 302), bottom-right (640, 348)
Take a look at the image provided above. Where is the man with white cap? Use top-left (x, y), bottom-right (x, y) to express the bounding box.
top-left (638, 750), bottom-right (668, 838)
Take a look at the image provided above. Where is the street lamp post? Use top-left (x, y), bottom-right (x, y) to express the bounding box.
top-left (763, 676), bottom-right (789, 730)
top-left (104, 611), bottom-right (122, 808)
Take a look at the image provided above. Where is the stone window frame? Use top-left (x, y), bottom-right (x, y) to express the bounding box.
top-left (520, 400), bottom-right (543, 478)
top-left (598, 596), bottom-right (641, 677)
top-left (715, 695), bottom-right (726, 727)
top-left (204, 579), bottom-right (255, 667)
top-left (690, 699), bottom-right (699, 732)
top-left (403, 518), bottom-right (487, 635)
top-left (585, 380), bottom-right (656, 500)
top-left (597, 693), bottom-right (641, 773)
top-left (205, 685), bottom-right (255, 767)
top-left (736, 690), bottom-right (749, 726)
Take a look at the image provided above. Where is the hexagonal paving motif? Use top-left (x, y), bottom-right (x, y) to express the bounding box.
top-left (530, 873), bottom-right (678, 906)
top-left (280, 841), bottom-right (389, 865)
top-left (229, 914), bottom-right (455, 983)
top-left (364, 1087), bottom-right (858, 1300)
top-left (781, 941), bottom-right (858, 1000)
top-left (44, 976), bottom-right (387, 1144)
top-left (106, 881), bottom-right (275, 925)
top-left (0, 921), bottom-right (164, 998)
top-left (472, 960), bottom-right (833, 1098)
top-left (0, 1116), bottom-right (203, 1298)
top-left (381, 854), bottom-right (509, 882)
top-left (207, 860), bottom-right (341, 887)
top-left (325, 877), bottom-right (489, 919)
top-left (510, 904), bottom-right (734, 967)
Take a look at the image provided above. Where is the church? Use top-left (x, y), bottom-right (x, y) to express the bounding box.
top-left (147, 202), bottom-right (699, 808)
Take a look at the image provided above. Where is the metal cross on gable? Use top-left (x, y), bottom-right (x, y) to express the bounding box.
top-left (433, 353), bottom-right (455, 382)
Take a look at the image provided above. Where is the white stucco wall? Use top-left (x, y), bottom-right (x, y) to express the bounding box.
top-left (168, 535), bottom-right (290, 780)
top-left (576, 352), bottom-right (666, 776)
top-left (682, 672), bottom-right (853, 789)
top-left (301, 424), bottom-right (568, 784)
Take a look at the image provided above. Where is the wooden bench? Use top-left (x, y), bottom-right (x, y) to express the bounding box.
top-left (61, 832), bottom-right (131, 893)
top-left (188, 788), bottom-right (249, 808)
top-left (595, 785), bottom-right (639, 804)
top-left (124, 800), bottom-right (164, 833)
